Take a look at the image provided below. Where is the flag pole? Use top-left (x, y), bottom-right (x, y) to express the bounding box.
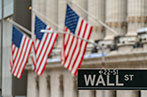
top-left (65, 0), bottom-right (107, 66)
top-left (66, 0), bottom-right (118, 35)
top-left (7, 18), bottom-right (32, 36)
top-left (29, 7), bottom-right (60, 31)
top-left (29, 7), bottom-right (102, 47)
top-left (29, 7), bottom-right (105, 65)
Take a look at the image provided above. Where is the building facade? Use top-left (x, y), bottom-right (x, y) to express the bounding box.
top-left (0, 0), bottom-right (13, 96)
top-left (1, 0), bottom-right (31, 97)
top-left (26, 0), bottom-right (147, 97)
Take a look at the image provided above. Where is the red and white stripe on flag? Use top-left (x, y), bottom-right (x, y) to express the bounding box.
top-left (10, 35), bottom-right (33, 79)
top-left (32, 26), bottom-right (58, 75)
top-left (61, 18), bottom-right (93, 75)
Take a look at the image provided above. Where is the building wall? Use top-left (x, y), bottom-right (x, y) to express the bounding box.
top-left (0, 0), bottom-right (13, 96)
top-left (12, 0), bottom-right (32, 96)
top-left (0, 0), bottom-right (13, 19)
top-left (0, 0), bottom-right (31, 96)
top-left (1, 19), bottom-right (13, 97)
top-left (105, 0), bottom-right (127, 40)
top-left (27, 62), bottom-right (147, 97)
top-left (127, 0), bottom-right (147, 36)
top-left (27, 0), bottom-right (147, 97)
top-left (27, 48), bottom-right (147, 97)
top-left (88, 0), bottom-right (105, 41)
top-left (0, 20), bottom-right (1, 94)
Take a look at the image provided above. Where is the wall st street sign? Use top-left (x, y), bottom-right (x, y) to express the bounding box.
top-left (78, 69), bottom-right (147, 90)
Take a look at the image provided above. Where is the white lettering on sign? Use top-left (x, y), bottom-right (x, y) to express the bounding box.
top-left (124, 74), bottom-right (134, 81)
top-left (116, 75), bottom-right (124, 86)
top-left (84, 74), bottom-right (124, 86)
top-left (107, 75), bottom-right (114, 86)
top-left (84, 75), bottom-right (96, 86)
top-left (96, 75), bottom-right (106, 86)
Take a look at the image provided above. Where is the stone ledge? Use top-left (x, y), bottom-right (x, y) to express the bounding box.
top-left (26, 50), bottom-right (147, 70)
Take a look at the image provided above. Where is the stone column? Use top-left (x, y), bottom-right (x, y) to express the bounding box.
top-left (78, 86), bottom-right (103, 97)
top-left (39, 72), bottom-right (49, 97)
top-left (50, 71), bottom-right (63, 97)
top-left (88, 0), bottom-right (105, 41)
top-left (46, 0), bottom-right (58, 50)
top-left (145, 0), bottom-right (147, 18)
top-left (32, 0), bottom-right (37, 36)
top-left (45, 0), bottom-right (59, 57)
top-left (36, 0), bottom-right (47, 27)
top-left (71, 0), bottom-right (88, 20)
top-left (27, 71), bottom-right (39, 97)
top-left (127, 0), bottom-right (147, 36)
top-left (57, 0), bottom-right (66, 51)
top-left (105, 0), bottom-right (127, 40)
top-left (46, 0), bottom-right (58, 29)
top-left (2, 20), bottom-right (13, 97)
top-left (96, 91), bottom-right (103, 97)
top-left (38, 0), bottom-right (46, 16)
top-left (105, 91), bottom-right (116, 97)
top-left (79, 90), bottom-right (95, 97)
top-left (73, 77), bottom-right (79, 97)
top-left (64, 71), bottom-right (75, 97)
top-left (141, 90), bottom-right (147, 97)
top-left (58, 0), bottom-right (66, 29)
top-left (117, 0), bottom-right (147, 51)
top-left (117, 90), bottom-right (139, 97)
top-left (78, 83), bottom-right (104, 97)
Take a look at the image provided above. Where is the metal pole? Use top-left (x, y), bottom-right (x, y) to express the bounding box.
top-left (31, 7), bottom-right (106, 65)
top-left (7, 19), bottom-right (32, 36)
top-left (101, 46), bottom-right (105, 67)
top-left (41, 30), bottom-right (98, 46)
top-left (65, 0), bottom-right (106, 66)
top-left (1, 0), bottom-right (4, 95)
top-left (29, 7), bottom-right (61, 31)
top-left (41, 30), bottom-right (105, 65)
top-left (31, 8), bottom-right (101, 47)
top-left (66, 0), bottom-right (118, 35)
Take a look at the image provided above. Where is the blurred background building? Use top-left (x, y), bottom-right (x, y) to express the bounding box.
top-left (0, 0), bottom-right (30, 97)
top-left (27, 0), bottom-right (147, 97)
top-left (1, 0), bottom-right (147, 97)
top-left (0, 0), bottom-right (13, 97)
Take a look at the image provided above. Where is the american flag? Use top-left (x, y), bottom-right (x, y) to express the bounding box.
top-left (10, 26), bottom-right (34, 79)
top-left (61, 4), bottom-right (93, 75)
top-left (32, 16), bottom-right (58, 75)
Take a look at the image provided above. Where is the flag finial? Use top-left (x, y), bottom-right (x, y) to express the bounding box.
top-left (7, 18), bottom-right (10, 22)
top-left (29, 6), bottom-right (32, 10)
